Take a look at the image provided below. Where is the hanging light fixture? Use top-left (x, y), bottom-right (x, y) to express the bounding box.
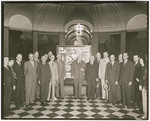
top-left (76, 23), bottom-right (82, 35)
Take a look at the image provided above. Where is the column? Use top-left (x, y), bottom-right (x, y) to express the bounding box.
top-left (91, 33), bottom-right (98, 55)
top-left (120, 31), bottom-right (126, 53)
top-left (59, 33), bottom-right (66, 45)
top-left (32, 31), bottom-right (38, 52)
top-left (4, 27), bottom-right (9, 56)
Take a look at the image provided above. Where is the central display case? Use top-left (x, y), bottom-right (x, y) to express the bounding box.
top-left (57, 45), bottom-right (92, 79)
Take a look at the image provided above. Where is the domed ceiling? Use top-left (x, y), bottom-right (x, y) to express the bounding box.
top-left (3, 2), bottom-right (147, 32)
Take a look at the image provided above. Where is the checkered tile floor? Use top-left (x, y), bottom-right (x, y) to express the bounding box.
top-left (5, 94), bottom-right (142, 119)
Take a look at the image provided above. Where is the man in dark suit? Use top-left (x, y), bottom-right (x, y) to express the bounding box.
top-left (71, 55), bottom-right (86, 99)
top-left (34, 51), bottom-right (40, 101)
top-left (37, 55), bottom-right (51, 105)
top-left (13, 54), bottom-right (25, 108)
top-left (55, 54), bottom-right (66, 99)
top-left (85, 55), bottom-right (98, 100)
top-left (105, 55), bottom-right (120, 105)
top-left (120, 53), bottom-right (134, 108)
top-left (133, 55), bottom-right (142, 112)
top-left (3, 57), bottom-right (15, 117)
top-left (24, 53), bottom-right (38, 106)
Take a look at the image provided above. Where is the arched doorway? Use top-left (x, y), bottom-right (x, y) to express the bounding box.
top-left (8, 14), bottom-right (33, 60)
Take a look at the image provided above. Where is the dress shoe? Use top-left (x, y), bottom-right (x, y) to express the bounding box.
top-left (25, 104), bottom-right (29, 107)
top-left (112, 102), bottom-right (115, 105)
top-left (87, 98), bottom-right (90, 100)
top-left (53, 97), bottom-right (57, 100)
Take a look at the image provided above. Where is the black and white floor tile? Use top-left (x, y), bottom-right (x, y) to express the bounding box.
top-left (5, 86), bottom-right (142, 119)
top-left (6, 94), bottom-right (142, 119)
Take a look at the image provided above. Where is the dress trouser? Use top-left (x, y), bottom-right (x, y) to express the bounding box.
top-left (25, 81), bottom-right (36, 105)
top-left (47, 81), bottom-right (56, 100)
top-left (3, 84), bottom-right (13, 117)
top-left (95, 79), bottom-right (102, 98)
top-left (56, 78), bottom-right (64, 98)
top-left (121, 82), bottom-right (131, 107)
top-left (142, 88), bottom-right (147, 118)
top-left (14, 79), bottom-right (25, 107)
top-left (40, 80), bottom-right (49, 102)
top-left (35, 82), bottom-right (40, 99)
top-left (74, 78), bottom-right (83, 98)
top-left (101, 78), bottom-right (108, 100)
top-left (108, 81), bottom-right (116, 103)
top-left (87, 79), bottom-right (95, 98)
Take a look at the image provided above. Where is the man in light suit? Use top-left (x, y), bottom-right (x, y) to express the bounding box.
top-left (105, 55), bottom-right (120, 105)
top-left (71, 55), bottom-right (86, 99)
top-left (55, 54), bottom-right (66, 99)
top-left (95, 52), bottom-right (102, 99)
top-left (47, 55), bottom-right (58, 100)
top-left (24, 53), bottom-right (38, 106)
top-left (120, 53), bottom-right (134, 108)
top-left (99, 52), bottom-right (110, 100)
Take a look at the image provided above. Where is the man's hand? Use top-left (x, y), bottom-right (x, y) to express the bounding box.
top-left (115, 81), bottom-right (118, 85)
top-left (105, 80), bottom-right (108, 83)
top-left (96, 78), bottom-right (99, 82)
top-left (38, 80), bottom-right (41, 85)
top-left (129, 82), bottom-right (132, 86)
top-left (81, 68), bottom-right (84, 72)
top-left (139, 85), bottom-right (142, 91)
top-left (13, 85), bottom-right (16, 90)
top-left (136, 78), bottom-right (140, 82)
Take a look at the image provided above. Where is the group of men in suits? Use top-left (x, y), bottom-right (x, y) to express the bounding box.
top-left (3, 51), bottom-right (147, 119)
top-left (3, 51), bottom-right (66, 117)
top-left (71, 52), bottom-right (147, 119)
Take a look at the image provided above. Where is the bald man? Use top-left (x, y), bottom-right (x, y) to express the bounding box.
top-left (85, 56), bottom-right (98, 100)
top-left (24, 53), bottom-right (38, 106)
top-left (13, 54), bottom-right (25, 108)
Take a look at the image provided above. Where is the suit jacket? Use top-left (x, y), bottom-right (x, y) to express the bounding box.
top-left (105, 61), bottom-right (120, 82)
top-left (3, 66), bottom-right (14, 90)
top-left (99, 58), bottom-right (110, 79)
top-left (71, 60), bottom-right (86, 79)
top-left (24, 60), bottom-right (38, 82)
top-left (141, 66), bottom-right (147, 89)
top-left (48, 61), bottom-right (58, 82)
top-left (85, 61), bottom-right (98, 81)
top-left (13, 61), bottom-right (25, 83)
top-left (95, 59), bottom-right (100, 77)
top-left (55, 59), bottom-right (66, 78)
top-left (37, 62), bottom-right (51, 82)
top-left (134, 62), bottom-right (142, 85)
top-left (120, 60), bottom-right (134, 83)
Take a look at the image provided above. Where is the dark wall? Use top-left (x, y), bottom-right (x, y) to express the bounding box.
top-left (9, 30), bottom-right (33, 60)
top-left (126, 31), bottom-right (148, 60)
top-left (38, 34), bottom-right (59, 57)
top-left (98, 34), bottom-right (121, 58)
